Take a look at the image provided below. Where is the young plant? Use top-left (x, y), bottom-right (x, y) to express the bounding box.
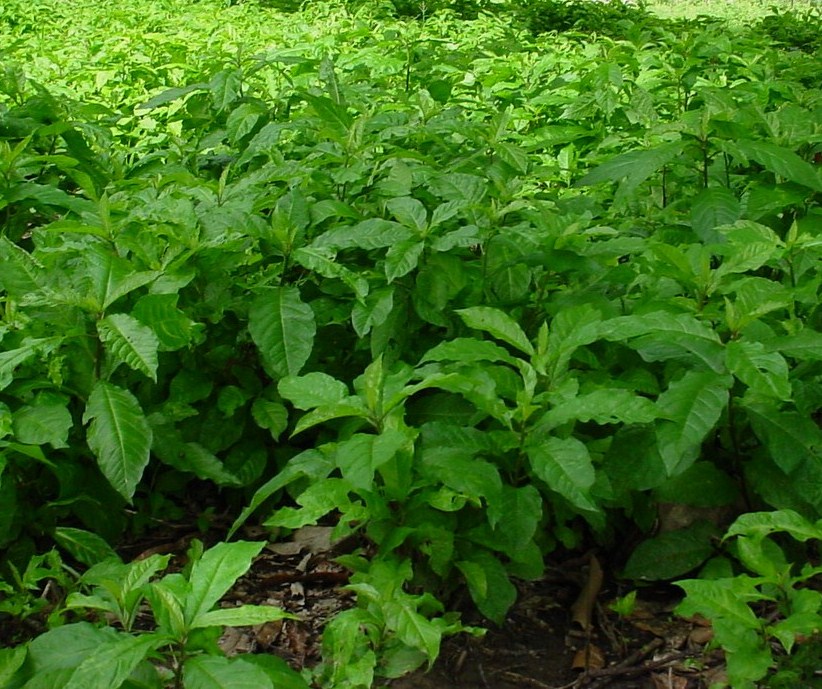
top-left (1, 539), bottom-right (302, 689)
top-left (676, 510), bottom-right (822, 689)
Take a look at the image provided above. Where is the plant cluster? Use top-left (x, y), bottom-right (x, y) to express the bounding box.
top-left (0, 0), bottom-right (821, 687)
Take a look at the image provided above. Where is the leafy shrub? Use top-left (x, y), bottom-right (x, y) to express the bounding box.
top-left (757, 7), bottom-right (822, 52)
top-left (517, 0), bottom-right (651, 37)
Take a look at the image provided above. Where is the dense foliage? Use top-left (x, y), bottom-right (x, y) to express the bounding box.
top-left (1, 0), bottom-right (821, 687)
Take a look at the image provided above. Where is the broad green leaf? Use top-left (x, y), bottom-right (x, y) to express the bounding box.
top-left (387, 197), bottom-right (427, 232)
top-left (61, 632), bottom-right (162, 689)
top-left (184, 656), bottom-right (273, 689)
top-left (84, 246), bottom-right (157, 312)
top-left (690, 187), bottom-right (740, 243)
top-left (725, 509), bottom-right (822, 543)
top-left (249, 287), bottom-right (316, 379)
top-left (487, 484), bottom-right (542, 548)
top-left (226, 103), bottom-right (263, 145)
top-left (84, 381), bottom-right (152, 502)
top-left (576, 141), bottom-right (683, 199)
top-left (601, 311), bottom-right (725, 372)
top-left (293, 247), bottom-right (368, 298)
top-left (132, 294), bottom-right (198, 351)
top-left (0, 235), bottom-right (46, 298)
top-left (526, 436), bottom-right (597, 513)
top-left (136, 83), bottom-right (207, 111)
top-left (54, 527), bottom-right (118, 566)
top-left (419, 449), bottom-right (503, 507)
top-left (278, 372), bottom-right (348, 410)
top-left (676, 578), bottom-right (765, 630)
top-left (764, 329), bottom-right (822, 361)
top-left (427, 173), bottom-right (487, 204)
top-left (654, 462), bottom-right (738, 508)
top-left (191, 604), bottom-right (291, 630)
top-left (388, 602), bottom-right (442, 664)
top-left (0, 647), bottom-right (26, 687)
top-left (655, 372), bottom-right (732, 476)
top-left (456, 307), bottom-right (534, 357)
top-left (251, 399), bottom-right (288, 440)
top-left (623, 521), bottom-right (718, 580)
top-left (209, 69), bottom-right (242, 112)
top-left (291, 398), bottom-right (371, 436)
top-left (351, 287), bottom-right (394, 337)
top-left (312, 219), bottom-right (411, 250)
top-left (726, 340), bottom-right (791, 400)
top-left (265, 478), bottom-right (360, 529)
top-left (420, 338), bottom-right (519, 367)
top-left (535, 388), bottom-right (658, 432)
top-left (334, 430), bottom-right (409, 492)
top-left (385, 239), bottom-right (425, 283)
top-left (303, 93), bottom-right (352, 133)
top-left (734, 139), bottom-right (822, 192)
top-left (98, 313), bottom-right (159, 382)
top-left (0, 345), bottom-right (39, 391)
top-left (185, 541), bottom-right (265, 626)
top-left (456, 551), bottom-right (516, 624)
top-left (12, 401), bottom-right (73, 448)
top-left (744, 402), bottom-right (822, 474)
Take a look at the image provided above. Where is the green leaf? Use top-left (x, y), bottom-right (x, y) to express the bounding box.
top-left (191, 604), bottom-right (291, 630)
top-left (84, 381), bottom-right (152, 502)
top-left (387, 197), bottom-right (427, 232)
top-left (97, 313), bottom-right (159, 382)
top-left (54, 527), bottom-right (118, 566)
top-left (456, 307), bottom-right (534, 357)
top-left (0, 235), bottom-right (46, 298)
top-left (185, 541), bottom-right (266, 627)
top-left (291, 398), bottom-right (371, 436)
top-left (726, 340), bottom-right (791, 400)
top-left (0, 647), bottom-right (26, 687)
top-left (654, 462), bottom-right (738, 508)
top-left (655, 371), bottom-right (732, 476)
top-left (209, 70), bottom-right (242, 112)
top-left (764, 329), bottom-right (822, 361)
top-left (84, 246), bottom-right (157, 312)
top-left (623, 521), bottom-right (718, 580)
top-left (293, 247), bottom-right (368, 298)
top-left (132, 294), bottom-right (198, 351)
top-left (536, 388), bottom-right (658, 432)
top-left (744, 402), bottom-right (822, 474)
top-left (676, 578), bottom-right (765, 631)
top-left (312, 219), bottom-right (411, 250)
top-left (388, 603), bottom-right (442, 665)
top-left (12, 400), bottom-right (73, 448)
top-left (420, 338), bottom-right (519, 367)
top-left (385, 239), bottom-right (425, 283)
top-left (725, 510), bottom-right (822, 543)
top-left (184, 656), bottom-right (273, 689)
top-left (249, 287), bottom-right (316, 379)
top-left (226, 103), bottom-right (263, 145)
top-left (251, 399), bottom-right (288, 440)
top-left (690, 187), bottom-right (740, 243)
top-left (456, 551), bottom-right (516, 624)
top-left (734, 139), bottom-right (822, 192)
top-left (0, 344), bottom-right (40, 391)
top-left (526, 436), bottom-right (597, 513)
top-left (334, 430), bottom-right (409, 492)
top-left (601, 312), bottom-right (725, 373)
top-left (576, 141), bottom-right (683, 200)
top-left (62, 632), bottom-right (162, 689)
top-left (278, 372), bottom-right (348, 409)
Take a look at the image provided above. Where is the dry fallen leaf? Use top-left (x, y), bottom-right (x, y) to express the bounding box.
top-left (651, 670), bottom-right (688, 689)
top-left (571, 643), bottom-right (606, 670)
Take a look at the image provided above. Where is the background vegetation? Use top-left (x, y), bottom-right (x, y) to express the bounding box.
top-left (1, 0), bottom-right (821, 687)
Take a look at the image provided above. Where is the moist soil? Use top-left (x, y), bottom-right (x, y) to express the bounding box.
top-left (113, 516), bottom-right (726, 689)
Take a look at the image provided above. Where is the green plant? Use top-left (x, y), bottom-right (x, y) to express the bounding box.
top-left (0, 539), bottom-right (302, 689)
top-left (677, 510), bottom-right (822, 689)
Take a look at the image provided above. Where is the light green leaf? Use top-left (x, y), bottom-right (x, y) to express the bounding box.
top-left (62, 632), bottom-right (162, 689)
top-left (456, 551), bottom-right (516, 624)
top-left (420, 338), bottom-right (519, 367)
top-left (84, 246), bottom-right (157, 312)
top-left (279, 372), bottom-right (348, 410)
top-left (312, 219), bottom-right (411, 250)
top-left (389, 603), bottom-right (441, 664)
top-left (226, 103), bottom-right (263, 145)
top-left (0, 345), bottom-right (39, 391)
top-left (184, 656), bottom-right (273, 689)
top-left (293, 247), bottom-right (368, 298)
top-left (456, 307), bottom-right (534, 357)
top-left (0, 647), bottom-right (26, 686)
top-left (655, 372), bottom-right (732, 476)
top-left (725, 509), bottom-right (822, 543)
top-left (249, 287), bottom-right (316, 379)
top-left (690, 187), bottom-right (740, 243)
top-left (84, 381), bottom-right (152, 502)
top-left (191, 604), bottom-right (292, 630)
top-left (185, 541), bottom-right (266, 627)
top-left (764, 329), bottom-right (822, 361)
top-left (209, 70), bottom-right (242, 112)
top-left (526, 436), bottom-right (597, 512)
top-left (291, 398), bottom-right (371, 436)
top-left (334, 430), bottom-right (409, 492)
top-left (97, 313), bottom-right (159, 382)
top-left (0, 235), bottom-right (46, 298)
top-left (676, 578), bottom-right (765, 630)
